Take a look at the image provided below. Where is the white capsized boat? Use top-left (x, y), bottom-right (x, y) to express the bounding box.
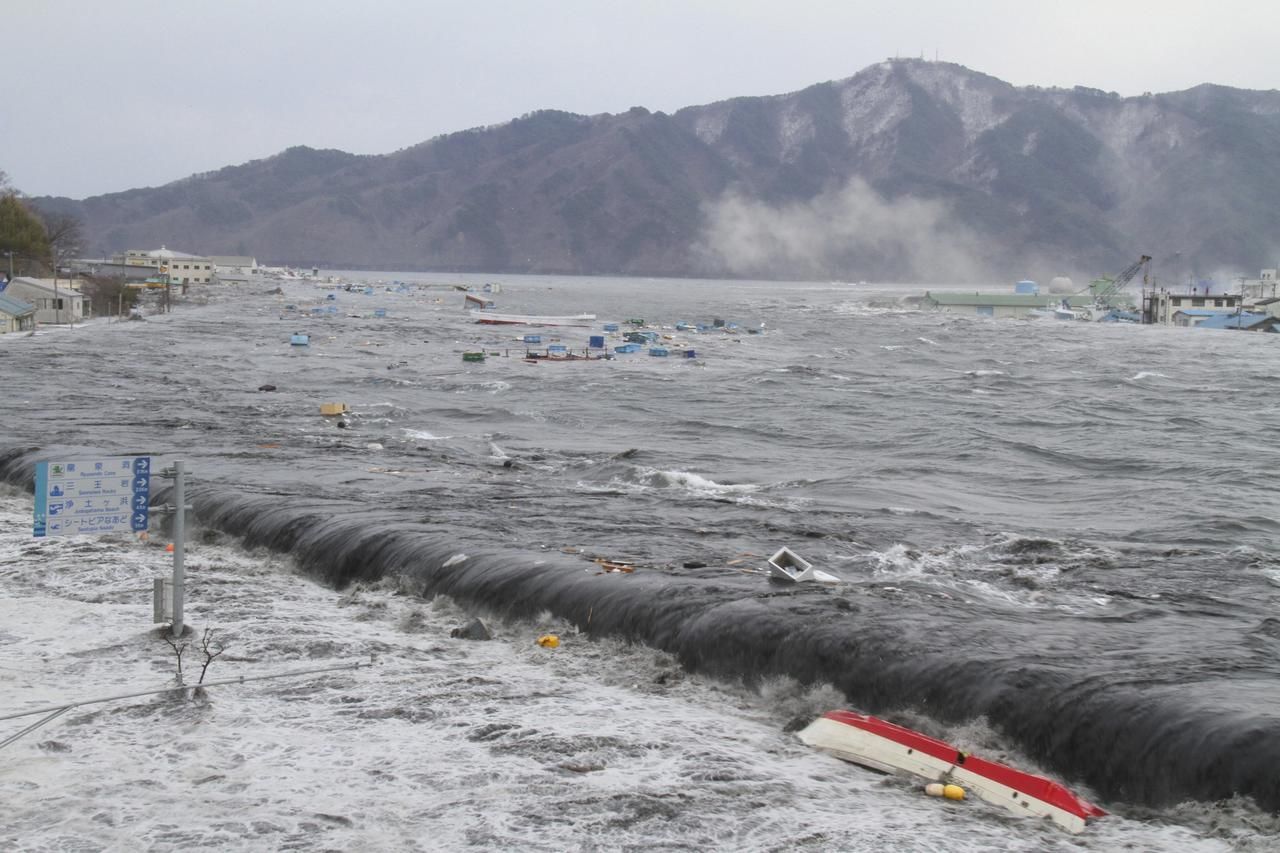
top-left (468, 310), bottom-right (596, 327)
top-left (798, 710), bottom-right (1106, 833)
top-left (766, 547), bottom-right (842, 584)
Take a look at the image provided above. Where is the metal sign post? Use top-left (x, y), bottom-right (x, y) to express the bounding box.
top-left (160, 461), bottom-right (190, 638)
top-left (32, 455), bottom-right (196, 639)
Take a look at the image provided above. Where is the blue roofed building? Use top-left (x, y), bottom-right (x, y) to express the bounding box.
top-left (0, 292), bottom-right (36, 334)
top-left (1193, 311), bottom-right (1280, 332)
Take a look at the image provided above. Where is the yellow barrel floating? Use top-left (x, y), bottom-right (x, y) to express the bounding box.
top-left (537, 634), bottom-right (560, 648)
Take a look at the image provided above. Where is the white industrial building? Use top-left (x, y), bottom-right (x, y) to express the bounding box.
top-left (114, 247), bottom-right (214, 285)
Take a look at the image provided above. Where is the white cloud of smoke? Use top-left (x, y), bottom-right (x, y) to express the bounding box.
top-left (697, 178), bottom-right (995, 283)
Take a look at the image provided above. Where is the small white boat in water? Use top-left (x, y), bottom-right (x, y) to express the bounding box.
top-left (766, 547), bottom-right (842, 583)
top-left (798, 711), bottom-right (1106, 833)
top-left (468, 310), bottom-right (597, 327)
top-left (1026, 298), bottom-right (1081, 321)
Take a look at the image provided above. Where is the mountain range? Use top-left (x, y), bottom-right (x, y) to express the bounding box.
top-left (33, 60), bottom-right (1280, 283)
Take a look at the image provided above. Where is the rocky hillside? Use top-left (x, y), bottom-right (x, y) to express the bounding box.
top-left (33, 60), bottom-right (1280, 283)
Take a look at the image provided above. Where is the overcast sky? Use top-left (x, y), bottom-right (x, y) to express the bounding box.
top-left (5, 0), bottom-right (1276, 199)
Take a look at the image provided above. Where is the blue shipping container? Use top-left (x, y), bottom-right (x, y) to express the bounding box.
top-left (588, 335), bottom-right (605, 349)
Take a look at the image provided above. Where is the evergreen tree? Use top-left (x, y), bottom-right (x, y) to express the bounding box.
top-left (0, 192), bottom-right (51, 277)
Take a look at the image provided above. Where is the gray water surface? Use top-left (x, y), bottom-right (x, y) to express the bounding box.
top-left (4, 272), bottom-right (1279, 847)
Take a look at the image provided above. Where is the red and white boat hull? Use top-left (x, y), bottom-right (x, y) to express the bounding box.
top-left (798, 711), bottom-right (1106, 833)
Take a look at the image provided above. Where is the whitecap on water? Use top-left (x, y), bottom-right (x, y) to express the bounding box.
top-left (402, 428), bottom-right (448, 441)
top-left (641, 467), bottom-right (760, 495)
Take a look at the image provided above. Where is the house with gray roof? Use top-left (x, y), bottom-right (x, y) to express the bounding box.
top-left (2, 277), bottom-right (86, 324)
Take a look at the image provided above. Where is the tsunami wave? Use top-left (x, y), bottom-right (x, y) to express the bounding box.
top-left (5, 442), bottom-right (1280, 819)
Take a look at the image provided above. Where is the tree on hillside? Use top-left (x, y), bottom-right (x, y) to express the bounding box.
top-left (0, 193), bottom-right (50, 278)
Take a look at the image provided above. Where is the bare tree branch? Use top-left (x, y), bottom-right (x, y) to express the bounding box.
top-left (196, 628), bottom-right (227, 685)
top-left (43, 212), bottom-right (83, 266)
top-left (162, 633), bottom-right (189, 686)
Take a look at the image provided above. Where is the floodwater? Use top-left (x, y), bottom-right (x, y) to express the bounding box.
top-left (2, 273), bottom-right (1279, 851)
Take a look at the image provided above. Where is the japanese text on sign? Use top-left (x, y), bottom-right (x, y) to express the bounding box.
top-left (33, 456), bottom-right (152, 538)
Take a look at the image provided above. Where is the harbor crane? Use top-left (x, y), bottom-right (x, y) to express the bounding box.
top-left (1092, 255), bottom-right (1152, 308)
top-left (1074, 255), bottom-right (1151, 321)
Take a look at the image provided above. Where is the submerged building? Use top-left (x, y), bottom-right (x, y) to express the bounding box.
top-left (1142, 291), bottom-right (1243, 325)
top-left (922, 287), bottom-right (1093, 320)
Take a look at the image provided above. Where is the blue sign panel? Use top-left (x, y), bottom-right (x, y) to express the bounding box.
top-left (33, 456), bottom-right (152, 538)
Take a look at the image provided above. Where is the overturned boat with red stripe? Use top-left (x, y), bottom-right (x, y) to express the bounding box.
top-left (798, 710), bottom-right (1106, 833)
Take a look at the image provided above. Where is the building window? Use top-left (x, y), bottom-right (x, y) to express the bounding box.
top-left (1214, 299), bottom-right (1224, 307)
top-left (1192, 298), bottom-right (1205, 307)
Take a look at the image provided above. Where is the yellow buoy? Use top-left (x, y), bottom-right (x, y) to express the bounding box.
top-left (925, 783), bottom-right (966, 801)
top-left (537, 634), bottom-right (560, 648)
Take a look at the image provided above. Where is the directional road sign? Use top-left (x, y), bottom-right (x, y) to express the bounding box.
top-left (33, 456), bottom-right (152, 538)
